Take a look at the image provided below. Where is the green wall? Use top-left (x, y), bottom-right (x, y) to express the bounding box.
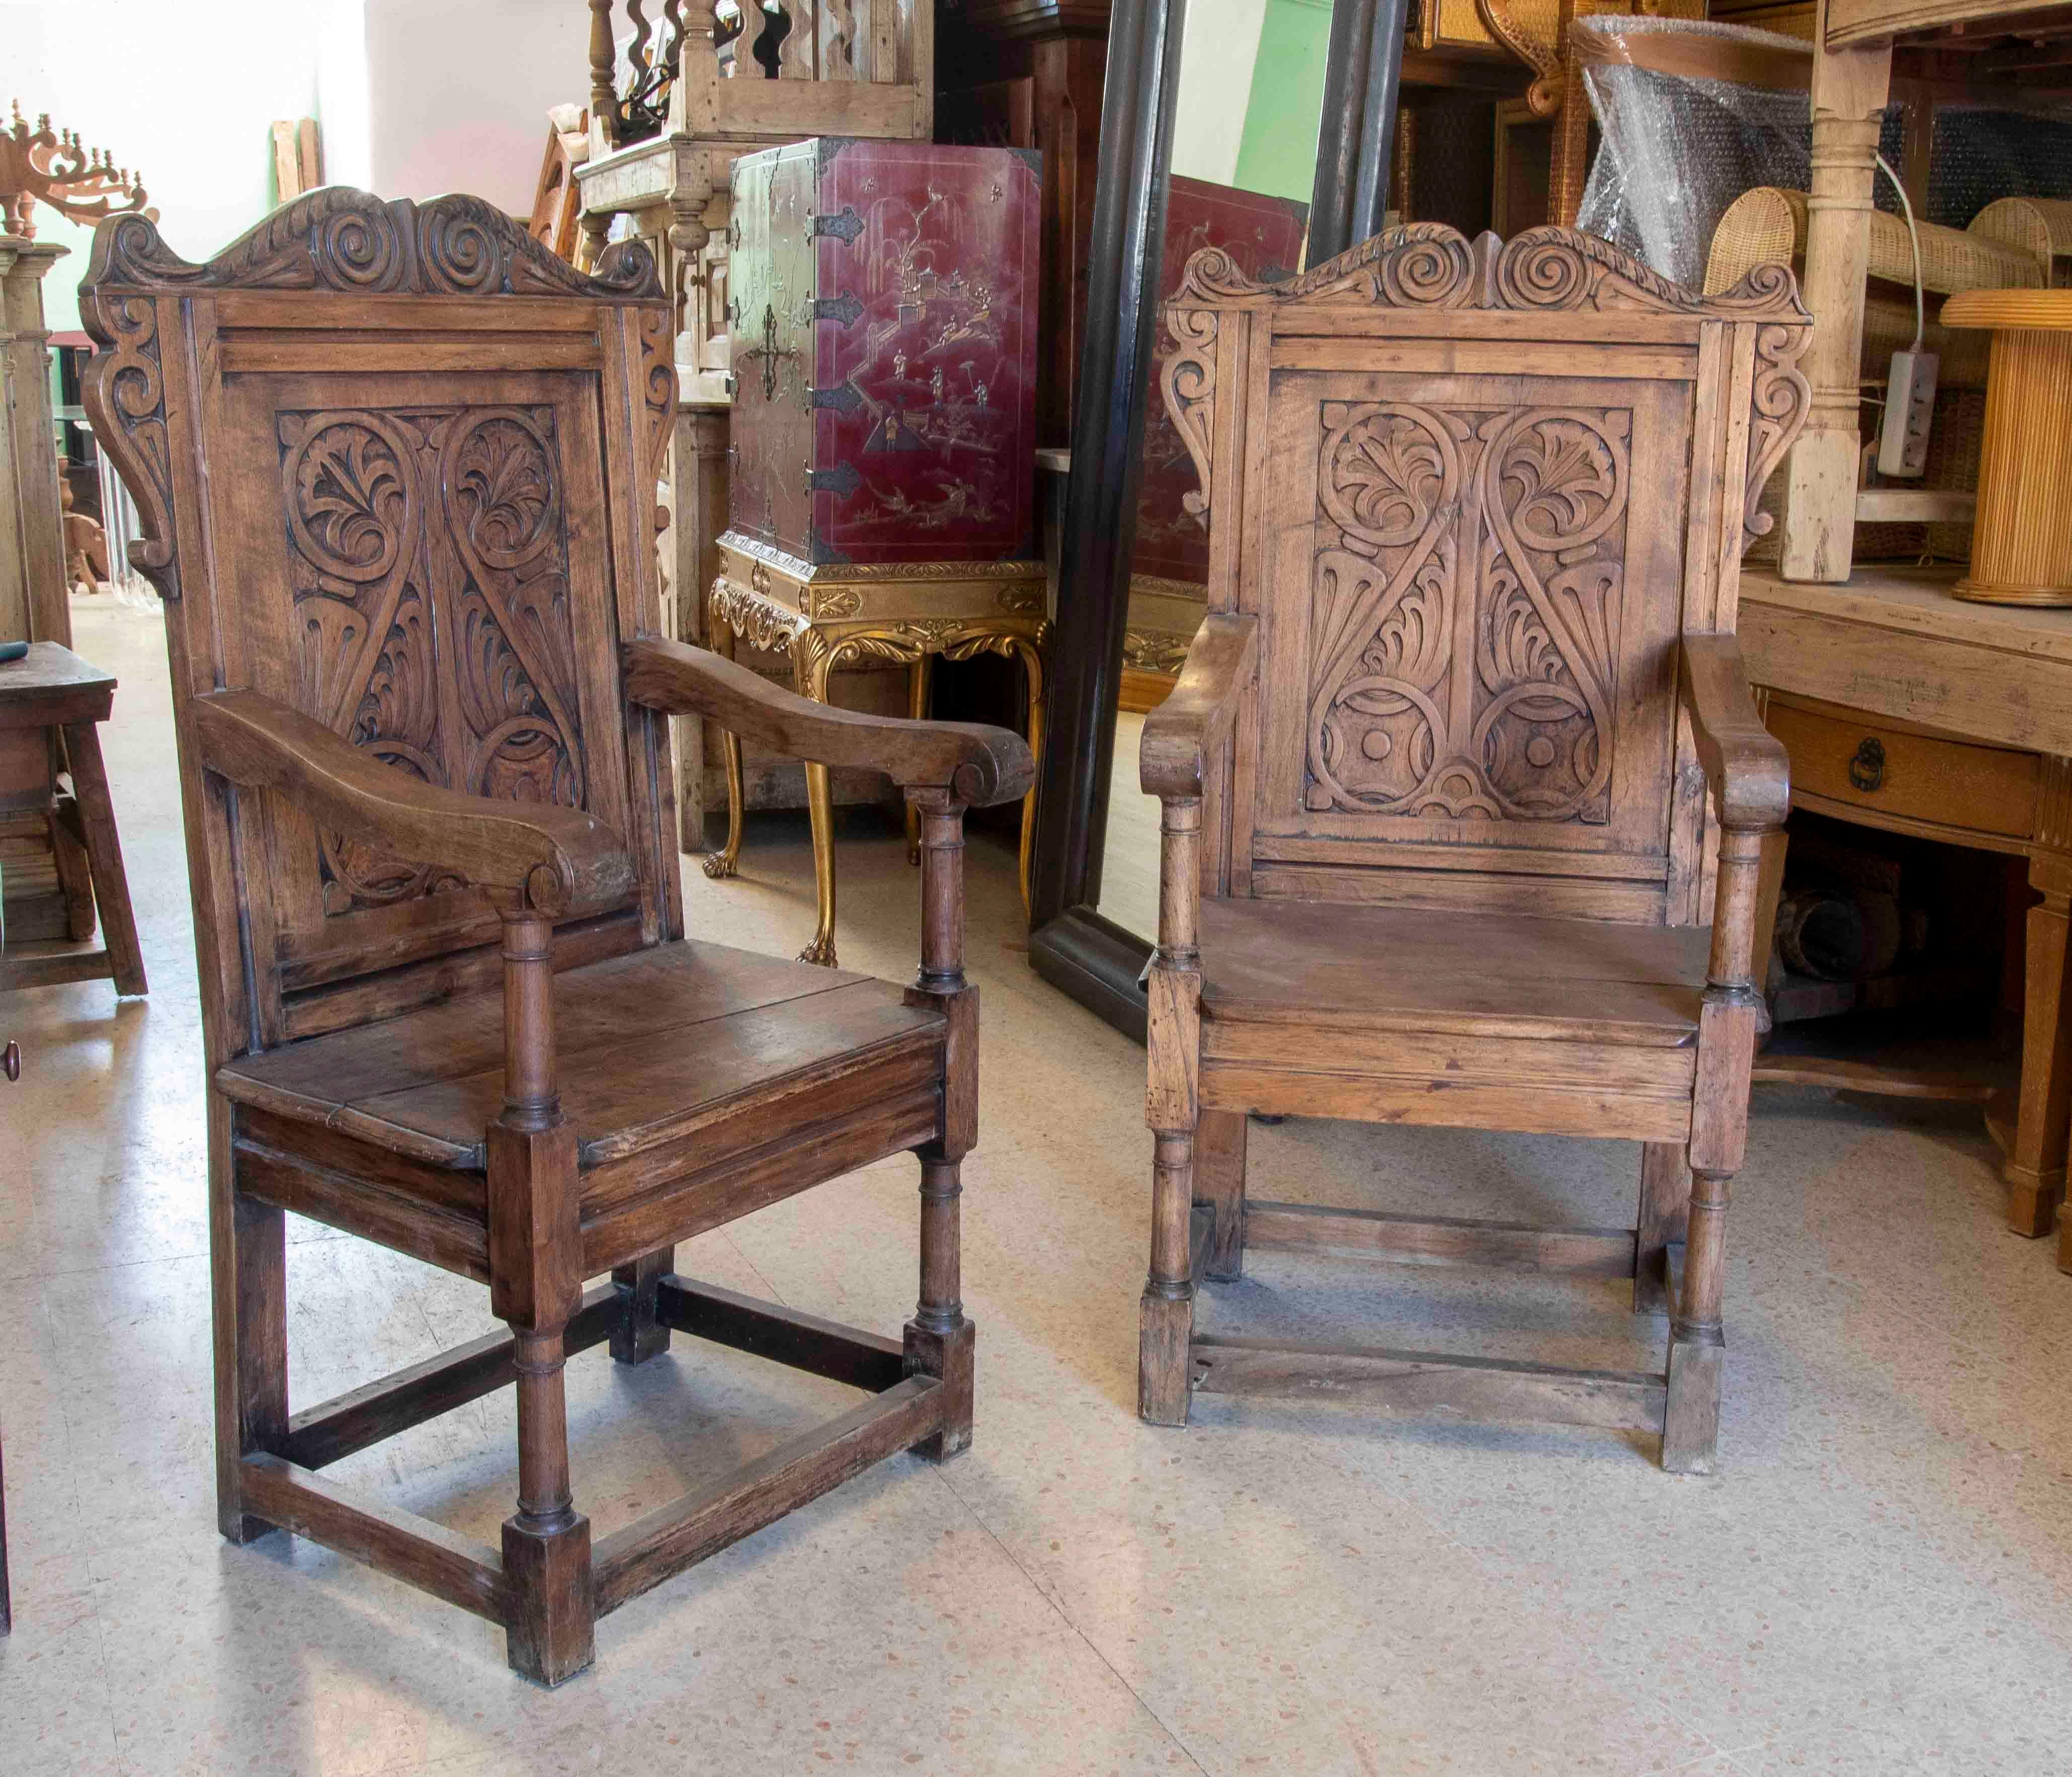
top-left (1232, 0), bottom-right (1330, 202)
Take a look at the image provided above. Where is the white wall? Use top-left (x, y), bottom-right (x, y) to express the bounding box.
top-left (1170, 0), bottom-right (1271, 187)
top-left (8, 0), bottom-right (331, 331)
top-left (14, 0), bottom-right (593, 333)
top-left (363, 0), bottom-right (590, 216)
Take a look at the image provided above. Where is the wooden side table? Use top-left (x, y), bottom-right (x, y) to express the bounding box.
top-left (0, 643), bottom-right (146, 996)
top-left (1738, 565), bottom-right (2072, 1257)
top-left (703, 534), bottom-right (1047, 968)
top-left (1942, 288), bottom-right (2072, 607)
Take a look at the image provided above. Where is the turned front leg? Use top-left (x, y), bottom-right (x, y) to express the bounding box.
top-left (1140, 797), bottom-right (1202, 1427)
top-left (904, 789), bottom-right (975, 1460)
top-left (488, 910), bottom-right (594, 1684)
top-left (1666, 828), bottom-right (1765, 1475)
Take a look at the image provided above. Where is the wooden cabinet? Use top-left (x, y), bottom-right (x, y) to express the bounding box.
top-left (727, 139), bottom-right (1042, 569)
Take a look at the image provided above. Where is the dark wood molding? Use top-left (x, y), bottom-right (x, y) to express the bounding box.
top-left (1309, 0), bottom-right (1410, 264)
top-left (1028, 905), bottom-right (1151, 1041)
top-left (1027, 0), bottom-right (1188, 937)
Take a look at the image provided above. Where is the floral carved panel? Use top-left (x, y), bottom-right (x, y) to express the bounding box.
top-left (277, 402), bottom-right (588, 914)
top-left (1305, 399), bottom-right (1632, 826)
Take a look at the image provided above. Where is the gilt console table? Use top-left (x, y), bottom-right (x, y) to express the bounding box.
top-left (703, 535), bottom-right (1046, 967)
top-left (1739, 562), bottom-right (2072, 1266)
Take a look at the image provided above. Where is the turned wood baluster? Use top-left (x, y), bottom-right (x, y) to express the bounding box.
top-left (904, 788), bottom-right (975, 1459)
top-left (1665, 824), bottom-right (1765, 1474)
top-left (489, 907), bottom-right (593, 1682)
top-left (1140, 797), bottom-right (1202, 1426)
top-left (588, 0), bottom-right (619, 148)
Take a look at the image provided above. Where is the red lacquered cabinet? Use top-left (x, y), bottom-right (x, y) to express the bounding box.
top-left (728, 137), bottom-right (1043, 568)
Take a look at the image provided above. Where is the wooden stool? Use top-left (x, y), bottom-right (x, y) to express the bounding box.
top-left (1942, 289), bottom-right (2072, 608)
top-left (702, 541), bottom-right (1047, 969)
top-left (0, 643), bottom-right (146, 996)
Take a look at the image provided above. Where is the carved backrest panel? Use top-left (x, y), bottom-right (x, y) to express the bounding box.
top-left (79, 191), bottom-right (680, 1054)
top-left (1162, 224), bottom-right (1810, 925)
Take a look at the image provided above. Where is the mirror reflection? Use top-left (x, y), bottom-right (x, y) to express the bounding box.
top-left (1095, 0), bottom-right (1328, 941)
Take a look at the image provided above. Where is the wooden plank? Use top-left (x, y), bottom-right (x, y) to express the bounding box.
top-left (1200, 1063), bottom-right (1695, 1143)
top-left (0, 949), bottom-right (113, 989)
top-left (218, 340), bottom-right (604, 375)
top-left (235, 1141), bottom-right (490, 1282)
top-left (592, 1376), bottom-right (943, 1615)
top-left (239, 1454), bottom-right (510, 1623)
top-left (653, 1274), bottom-right (905, 1391)
top-left (1740, 566), bottom-right (2072, 758)
top-left (1245, 1201), bottom-right (1637, 1277)
top-left (1189, 1337), bottom-right (1668, 1432)
top-left (582, 1082), bottom-right (942, 1275)
top-left (281, 1283), bottom-right (621, 1470)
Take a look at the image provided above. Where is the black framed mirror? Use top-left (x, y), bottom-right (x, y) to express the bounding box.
top-left (1028, 0), bottom-right (1409, 1037)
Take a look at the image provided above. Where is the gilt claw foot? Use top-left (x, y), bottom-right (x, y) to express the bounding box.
top-left (798, 935), bottom-right (839, 968)
top-left (701, 853), bottom-right (739, 880)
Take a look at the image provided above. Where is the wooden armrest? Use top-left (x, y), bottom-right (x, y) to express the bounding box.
top-left (622, 635), bottom-right (1034, 807)
top-left (1681, 633), bottom-right (1789, 832)
top-left (192, 689), bottom-right (633, 917)
top-left (1140, 614), bottom-right (1259, 800)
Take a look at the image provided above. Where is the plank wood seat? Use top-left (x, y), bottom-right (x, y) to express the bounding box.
top-left (1136, 225), bottom-right (1812, 1472)
top-left (79, 189), bottom-right (1030, 1684)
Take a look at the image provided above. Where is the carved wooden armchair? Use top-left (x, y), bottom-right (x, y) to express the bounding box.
top-left (1138, 225), bottom-right (1809, 1473)
top-left (80, 190), bottom-right (1028, 1683)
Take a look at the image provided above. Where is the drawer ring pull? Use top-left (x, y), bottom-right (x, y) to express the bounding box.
top-left (1848, 737), bottom-right (1886, 793)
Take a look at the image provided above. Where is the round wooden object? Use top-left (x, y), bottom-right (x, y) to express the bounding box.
top-left (1942, 289), bottom-right (2072, 607)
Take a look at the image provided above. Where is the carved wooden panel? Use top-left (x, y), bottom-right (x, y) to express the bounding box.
top-left (278, 402), bottom-right (590, 916)
top-left (1255, 370), bottom-right (1691, 882)
top-left (1304, 398), bottom-right (1633, 826)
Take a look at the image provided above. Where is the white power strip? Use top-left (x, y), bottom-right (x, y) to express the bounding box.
top-left (1877, 348), bottom-right (1938, 479)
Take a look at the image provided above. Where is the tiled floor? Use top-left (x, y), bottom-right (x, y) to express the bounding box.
top-left (3, 599), bottom-right (2069, 1775)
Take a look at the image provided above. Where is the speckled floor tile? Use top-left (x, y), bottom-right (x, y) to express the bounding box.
top-left (6, 600), bottom-right (2072, 1775)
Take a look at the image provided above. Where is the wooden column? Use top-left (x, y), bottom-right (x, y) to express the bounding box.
top-left (1778, 8), bottom-right (1890, 584)
top-left (1139, 795), bottom-right (1201, 1426)
top-left (663, 401), bottom-right (730, 847)
top-left (904, 789), bottom-right (976, 1460)
top-left (0, 237), bottom-right (70, 648)
top-left (1308, 0), bottom-right (1409, 264)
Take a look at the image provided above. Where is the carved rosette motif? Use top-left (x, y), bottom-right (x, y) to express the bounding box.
top-left (1306, 399), bottom-right (1629, 825)
top-left (279, 403), bottom-right (588, 913)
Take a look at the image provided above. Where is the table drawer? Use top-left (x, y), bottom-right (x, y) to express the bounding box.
top-left (1766, 699), bottom-right (2039, 839)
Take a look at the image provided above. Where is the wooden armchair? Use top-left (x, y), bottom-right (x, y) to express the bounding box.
top-left (1138, 225), bottom-right (1810, 1473)
top-left (79, 190), bottom-right (1029, 1684)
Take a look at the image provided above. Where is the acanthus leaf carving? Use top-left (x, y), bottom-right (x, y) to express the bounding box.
top-left (1305, 400), bottom-right (1629, 827)
top-left (277, 401), bottom-right (589, 915)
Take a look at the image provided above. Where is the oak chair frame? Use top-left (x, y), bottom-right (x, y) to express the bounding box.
top-left (80, 189), bottom-right (1029, 1682)
top-left (1137, 225), bottom-right (1810, 1472)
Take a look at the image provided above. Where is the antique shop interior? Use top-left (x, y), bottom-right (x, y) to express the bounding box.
top-left (6, 0), bottom-right (2072, 1770)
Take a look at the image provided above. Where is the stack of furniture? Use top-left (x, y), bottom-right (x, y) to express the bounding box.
top-left (1748, 0), bottom-right (2072, 1264)
top-left (79, 189), bottom-right (1031, 1684)
top-left (1133, 223), bottom-right (1810, 1469)
top-left (575, 0), bottom-right (937, 848)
